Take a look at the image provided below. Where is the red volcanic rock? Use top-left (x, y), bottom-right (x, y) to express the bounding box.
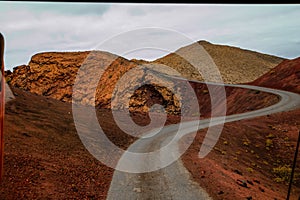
top-left (251, 57), bottom-right (300, 94)
top-left (6, 50), bottom-right (280, 117)
top-left (7, 52), bottom-right (90, 102)
top-left (6, 52), bottom-right (183, 114)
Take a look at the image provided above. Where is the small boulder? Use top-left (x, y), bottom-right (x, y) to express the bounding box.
top-left (236, 179), bottom-right (248, 188)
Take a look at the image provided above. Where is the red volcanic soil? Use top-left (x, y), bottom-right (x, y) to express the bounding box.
top-left (251, 57), bottom-right (300, 94)
top-left (188, 82), bottom-right (279, 119)
top-left (181, 109), bottom-right (300, 200)
top-left (181, 57), bottom-right (300, 200)
top-left (1, 49), bottom-right (295, 199)
top-left (0, 87), bottom-right (182, 199)
top-left (1, 87), bottom-right (113, 199)
top-left (0, 83), bottom-right (280, 199)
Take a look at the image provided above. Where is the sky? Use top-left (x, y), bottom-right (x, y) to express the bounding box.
top-left (1, 2), bottom-right (300, 71)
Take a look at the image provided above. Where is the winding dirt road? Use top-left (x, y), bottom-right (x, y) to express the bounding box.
top-left (107, 82), bottom-right (300, 200)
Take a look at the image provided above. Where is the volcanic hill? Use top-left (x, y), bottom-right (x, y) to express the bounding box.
top-left (154, 40), bottom-right (284, 83)
top-left (5, 41), bottom-right (284, 116)
top-left (181, 57), bottom-right (300, 200)
top-left (251, 57), bottom-right (300, 94)
top-left (1, 43), bottom-right (299, 200)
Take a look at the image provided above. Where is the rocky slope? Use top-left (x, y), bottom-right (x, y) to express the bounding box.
top-left (251, 57), bottom-right (300, 94)
top-left (155, 41), bottom-right (284, 83)
top-left (6, 52), bottom-right (183, 114)
top-left (6, 51), bottom-right (90, 102)
top-left (6, 41), bottom-right (283, 115)
top-left (2, 44), bottom-right (296, 199)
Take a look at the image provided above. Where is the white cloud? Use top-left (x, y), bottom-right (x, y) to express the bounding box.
top-left (1, 3), bottom-right (300, 70)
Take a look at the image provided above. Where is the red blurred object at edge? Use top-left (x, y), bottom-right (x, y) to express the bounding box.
top-left (0, 33), bottom-right (5, 181)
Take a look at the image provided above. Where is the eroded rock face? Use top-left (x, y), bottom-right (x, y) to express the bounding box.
top-left (8, 52), bottom-right (90, 102)
top-left (111, 66), bottom-right (183, 115)
top-left (7, 51), bottom-right (184, 114)
top-left (6, 42), bottom-right (285, 116)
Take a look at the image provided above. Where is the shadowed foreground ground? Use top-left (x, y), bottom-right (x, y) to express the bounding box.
top-left (0, 86), bottom-right (295, 199)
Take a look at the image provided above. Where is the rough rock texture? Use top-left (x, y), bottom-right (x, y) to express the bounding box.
top-left (113, 67), bottom-right (183, 115)
top-left (155, 41), bottom-right (284, 84)
top-left (251, 57), bottom-right (300, 94)
top-left (7, 51), bottom-right (90, 102)
top-left (6, 52), bottom-right (183, 114)
top-left (6, 41), bottom-right (283, 115)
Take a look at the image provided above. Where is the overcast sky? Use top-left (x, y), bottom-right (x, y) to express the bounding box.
top-left (1, 2), bottom-right (300, 71)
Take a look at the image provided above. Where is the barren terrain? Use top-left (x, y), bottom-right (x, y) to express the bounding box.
top-left (181, 57), bottom-right (300, 200)
top-left (0, 81), bottom-right (283, 199)
top-left (1, 42), bottom-right (299, 200)
top-left (154, 40), bottom-right (284, 83)
top-left (181, 108), bottom-right (300, 200)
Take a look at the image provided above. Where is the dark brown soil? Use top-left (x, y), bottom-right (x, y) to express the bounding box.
top-left (181, 109), bottom-right (300, 200)
top-left (0, 87), bottom-right (181, 199)
top-left (0, 84), bottom-right (289, 199)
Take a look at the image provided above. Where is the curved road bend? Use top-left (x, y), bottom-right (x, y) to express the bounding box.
top-left (107, 82), bottom-right (300, 200)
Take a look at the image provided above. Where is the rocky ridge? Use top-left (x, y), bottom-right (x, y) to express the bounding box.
top-left (6, 51), bottom-right (183, 115)
top-left (6, 41), bottom-right (283, 115)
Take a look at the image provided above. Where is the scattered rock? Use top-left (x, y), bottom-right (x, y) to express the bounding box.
top-left (71, 185), bottom-right (78, 192)
top-left (87, 195), bottom-right (96, 200)
top-left (236, 179), bottom-right (248, 188)
top-left (259, 186), bottom-right (265, 192)
top-left (233, 169), bottom-right (243, 175)
top-left (218, 190), bottom-right (224, 195)
top-left (253, 179), bottom-right (260, 184)
top-left (246, 196), bottom-right (252, 200)
top-left (201, 170), bottom-right (206, 178)
top-left (247, 180), bottom-right (254, 185)
top-left (22, 132), bottom-right (31, 137)
top-left (133, 187), bottom-right (141, 193)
